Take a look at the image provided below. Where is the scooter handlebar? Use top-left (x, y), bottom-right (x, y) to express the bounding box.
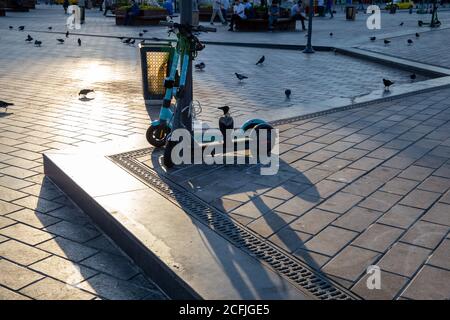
top-left (159, 21), bottom-right (217, 33)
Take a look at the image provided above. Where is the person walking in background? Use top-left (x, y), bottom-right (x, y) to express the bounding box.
top-left (124, 0), bottom-right (140, 25)
top-left (291, 0), bottom-right (306, 31)
top-left (317, 0), bottom-right (325, 16)
top-left (63, 0), bottom-right (69, 14)
top-left (325, 0), bottom-right (334, 18)
top-left (210, 0), bottom-right (227, 25)
top-left (222, 0), bottom-right (230, 22)
top-left (78, 0), bottom-right (86, 24)
top-left (268, 0), bottom-right (280, 30)
top-left (103, 0), bottom-right (113, 16)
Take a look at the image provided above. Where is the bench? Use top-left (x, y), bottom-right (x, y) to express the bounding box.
top-left (235, 17), bottom-right (296, 31)
top-left (116, 14), bottom-right (167, 26)
top-left (0, 8), bottom-right (5, 16)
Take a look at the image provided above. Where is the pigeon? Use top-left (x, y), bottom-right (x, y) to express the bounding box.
top-left (329, 32), bottom-right (333, 37)
top-left (123, 38), bottom-right (131, 44)
top-left (415, 32), bottom-right (420, 38)
top-left (48, 26), bottom-right (52, 30)
top-left (142, 29), bottom-right (148, 33)
top-left (285, 89), bottom-right (291, 99)
top-left (384, 39), bottom-right (391, 45)
top-left (79, 89), bottom-right (94, 96)
top-left (195, 62), bottom-right (205, 71)
top-left (139, 32), bottom-right (143, 37)
top-left (407, 39), bottom-right (413, 45)
top-left (18, 26), bottom-right (25, 31)
top-left (9, 26), bottom-right (13, 30)
top-left (370, 36), bottom-right (376, 41)
top-left (256, 55), bottom-right (265, 65)
top-left (0, 100), bottom-right (13, 111)
top-left (57, 38), bottom-right (64, 44)
top-left (399, 22), bottom-right (404, 26)
top-left (383, 78), bottom-right (394, 91)
top-left (25, 34), bottom-right (33, 42)
top-left (129, 39), bottom-right (136, 45)
top-left (66, 31), bottom-right (69, 38)
top-left (34, 40), bottom-right (42, 47)
top-left (235, 73), bottom-right (248, 81)
top-left (77, 38), bottom-right (81, 46)
top-left (410, 73), bottom-right (417, 81)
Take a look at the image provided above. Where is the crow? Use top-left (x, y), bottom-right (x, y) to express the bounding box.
top-left (78, 38), bottom-right (81, 46)
top-left (407, 39), bottom-right (413, 45)
top-left (415, 32), bottom-right (420, 38)
top-left (410, 73), bottom-right (417, 81)
top-left (123, 38), bottom-right (131, 44)
top-left (139, 32), bottom-right (143, 37)
top-left (18, 26), bottom-right (25, 31)
top-left (79, 89), bottom-right (94, 96)
top-left (66, 31), bottom-right (69, 38)
top-left (142, 29), bottom-right (148, 33)
top-left (130, 39), bottom-right (136, 45)
top-left (399, 22), bottom-right (404, 26)
top-left (48, 26), bottom-right (52, 30)
top-left (285, 89), bottom-right (291, 99)
top-left (25, 34), bottom-right (33, 42)
top-left (256, 55), bottom-right (265, 65)
top-left (195, 62), bottom-right (205, 71)
top-left (370, 36), bottom-right (376, 41)
top-left (57, 38), bottom-right (64, 44)
top-left (34, 40), bottom-right (42, 47)
top-left (383, 78), bottom-right (394, 91)
top-left (0, 100), bottom-right (13, 111)
top-left (329, 32), bottom-right (333, 37)
top-left (218, 106), bottom-right (233, 140)
top-left (9, 26), bottom-right (13, 30)
top-left (235, 73), bottom-right (248, 81)
top-left (384, 39), bottom-right (391, 45)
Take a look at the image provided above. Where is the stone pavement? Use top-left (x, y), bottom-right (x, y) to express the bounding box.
top-left (0, 5), bottom-right (449, 299)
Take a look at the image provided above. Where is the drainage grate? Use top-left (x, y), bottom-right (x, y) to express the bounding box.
top-left (108, 148), bottom-right (359, 300)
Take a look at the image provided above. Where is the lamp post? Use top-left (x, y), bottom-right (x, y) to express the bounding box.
top-left (303, 0), bottom-right (315, 53)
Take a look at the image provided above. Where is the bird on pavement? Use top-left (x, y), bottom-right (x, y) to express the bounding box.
top-left (48, 26), bottom-right (52, 30)
top-left (410, 73), bottom-right (417, 81)
top-left (123, 38), bottom-right (131, 44)
top-left (256, 55), bottom-right (265, 65)
top-left (77, 38), bottom-right (81, 46)
top-left (285, 89), bottom-right (291, 99)
top-left (139, 32), bottom-right (143, 37)
top-left (399, 22), bottom-right (404, 26)
top-left (142, 29), bottom-right (148, 33)
top-left (384, 39), bottom-right (391, 45)
top-left (235, 73), bottom-right (248, 81)
top-left (25, 34), bottom-right (33, 42)
top-left (66, 31), bottom-right (69, 38)
top-left (129, 39), bottom-right (136, 46)
top-left (18, 26), bottom-right (25, 31)
top-left (195, 62), bottom-right (206, 71)
top-left (407, 39), bottom-right (413, 45)
top-left (383, 78), bottom-right (394, 91)
top-left (57, 38), bottom-right (64, 44)
top-left (218, 106), bottom-right (234, 141)
top-left (370, 36), bottom-right (376, 41)
top-left (9, 26), bottom-right (13, 30)
top-left (415, 32), bottom-right (420, 38)
top-left (79, 89), bottom-right (94, 97)
top-left (0, 101), bottom-right (13, 111)
top-left (34, 40), bottom-right (42, 47)
top-left (329, 32), bottom-right (333, 37)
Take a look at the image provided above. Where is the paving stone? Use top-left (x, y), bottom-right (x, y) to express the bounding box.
top-left (0, 259), bottom-right (43, 290)
top-left (6, 208), bottom-right (60, 229)
top-left (399, 189), bottom-right (441, 210)
top-left (45, 221), bottom-right (100, 243)
top-left (292, 248), bottom-right (330, 271)
top-left (268, 227), bottom-right (312, 253)
top-left (302, 179), bottom-right (346, 199)
top-left (20, 277), bottom-right (95, 300)
top-left (247, 211), bottom-right (297, 238)
top-left (352, 224), bottom-right (404, 253)
top-left (349, 157), bottom-right (384, 172)
top-left (0, 223), bottom-right (53, 245)
top-left (378, 205), bottom-right (424, 229)
top-left (294, 168), bottom-right (331, 184)
top-left (417, 175), bottom-right (450, 194)
top-left (378, 242), bottom-right (431, 278)
top-left (352, 270), bottom-right (409, 300)
top-left (30, 256), bottom-right (97, 285)
top-left (0, 286), bottom-right (31, 300)
top-left (426, 239), bottom-right (450, 271)
top-left (343, 176), bottom-right (385, 197)
top-left (80, 252), bottom-right (140, 281)
top-left (274, 193), bottom-right (321, 217)
top-left (0, 199), bottom-right (22, 216)
top-left (43, 206), bottom-right (91, 225)
top-left (332, 206), bottom-right (383, 232)
top-left (76, 273), bottom-right (163, 300)
top-left (12, 196), bottom-right (63, 214)
top-left (0, 216), bottom-right (16, 229)
top-left (398, 165), bottom-right (435, 181)
top-left (367, 147), bottom-right (399, 160)
top-left (0, 235), bottom-right (7, 243)
top-left (400, 220), bottom-right (449, 250)
top-left (358, 191), bottom-right (402, 213)
top-left (0, 175), bottom-right (34, 190)
top-left (304, 226), bottom-right (358, 257)
top-left (0, 240), bottom-right (51, 266)
top-left (0, 185), bottom-right (27, 202)
top-left (420, 202), bottom-right (450, 227)
top-left (380, 178), bottom-right (419, 196)
top-left (414, 154), bottom-right (447, 169)
top-left (327, 168), bottom-right (366, 184)
top-left (322, 245), bottom-right (381, 282)
top-left (262, 181), bottom-right (310, 200)
top-left (336, 148), bottom-right (370, 161)
top-left (401, 265), bottom-right (450, 300)
top-left (37, 237), bottom-right (99, 263)
top-left (318, 192), bottom-right (363, 214)
top-left (289, 208), bottom-right (339, 235)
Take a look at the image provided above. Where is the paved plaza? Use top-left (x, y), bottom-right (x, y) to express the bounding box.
top-left (0, 5), bottom-right (449, 300)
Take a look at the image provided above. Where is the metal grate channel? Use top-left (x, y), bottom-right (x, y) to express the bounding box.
top-left (108, 148), bottom-right (359, 300)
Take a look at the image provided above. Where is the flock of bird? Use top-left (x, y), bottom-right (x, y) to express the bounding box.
top-left (9, 25), bottom-right (82, 47)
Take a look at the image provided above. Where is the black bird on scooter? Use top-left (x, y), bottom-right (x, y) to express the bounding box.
top-left (218, 106), bottom-right (234, 143)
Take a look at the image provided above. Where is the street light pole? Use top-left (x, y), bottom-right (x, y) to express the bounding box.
top-left (303, 0), bottom-right (315, 53)
top-left (179, 0), bottom-right (193, 132)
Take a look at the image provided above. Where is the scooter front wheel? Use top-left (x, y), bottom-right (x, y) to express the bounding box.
top-left (146, 125), bottom-right (170, 148)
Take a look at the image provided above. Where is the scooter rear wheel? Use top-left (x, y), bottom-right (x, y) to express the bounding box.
top-left (146, 125), bottom-right (170, 148)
